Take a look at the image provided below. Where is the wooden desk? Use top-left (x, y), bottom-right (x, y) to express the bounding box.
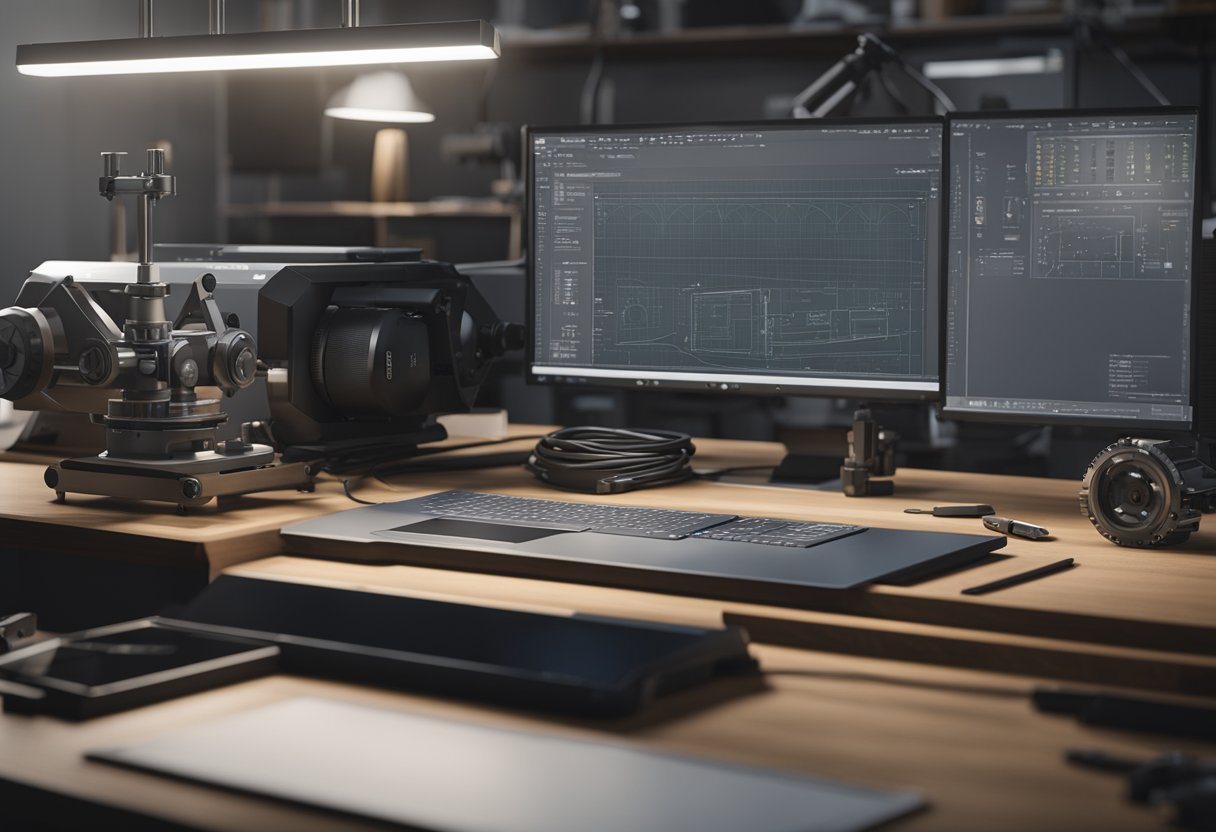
top-left (2, 430), bottom-right (1215, 684)
top-left (283, 452), bottom-right (1216, 659)
top-left (1, 432), bottom-right (1214, 829)
top-left (2, 635), bottom-right (1213, 831)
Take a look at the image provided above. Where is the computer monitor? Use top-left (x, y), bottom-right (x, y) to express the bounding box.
top-left (526, 118), bottom-right (944, 402)
top-left (942, 108), bottom-right (1201, 431)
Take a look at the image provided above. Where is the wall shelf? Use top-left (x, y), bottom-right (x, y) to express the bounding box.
top-left (497, 8), bottom-right (1216, 61)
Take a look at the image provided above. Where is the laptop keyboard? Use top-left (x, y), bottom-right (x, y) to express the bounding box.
top-left (688, 517), bottom-right (864, 548)
top-left (415, 491), bottom-right (864, 547)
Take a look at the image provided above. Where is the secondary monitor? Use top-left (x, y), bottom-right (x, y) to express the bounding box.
top-left (942, 108), bottom-right (1201, 429)
top-left (527, 119), bottom-right (944, 400)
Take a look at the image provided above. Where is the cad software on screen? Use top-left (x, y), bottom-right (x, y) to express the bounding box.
top-left (530, 122), bottom-right (942, 396)
top-left (944, 111), bottom-right (1198, 426)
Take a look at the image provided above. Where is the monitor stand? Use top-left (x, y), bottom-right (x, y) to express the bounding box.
top-left (769, 409), bottom-right (897, 496)
top-left (770, 452), bottom-right (844, 487)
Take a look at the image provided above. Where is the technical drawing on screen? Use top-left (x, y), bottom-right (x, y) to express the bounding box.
top-left (943, 110), bottom-right (1199, 428)
top-left (528, 120), bottom-right (943, 399)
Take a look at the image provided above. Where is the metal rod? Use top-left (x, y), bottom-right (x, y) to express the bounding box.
top-left (137, 196), bottom-right (153, 271)
top-left (139, 0), bottom-right (154, 37)
top-left (209, 0), bottom-right (226, 34)
top-left (342, 0), bottom-right (360, 27)
top-left (111, 201), bottom-right (127, 262)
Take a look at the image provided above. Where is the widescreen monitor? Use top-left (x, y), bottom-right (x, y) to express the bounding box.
top-left (527, 118), bottom-right (944, 401)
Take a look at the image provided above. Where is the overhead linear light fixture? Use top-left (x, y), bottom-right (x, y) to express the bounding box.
top-left (16, 0), bottom-right (499, 78)
top-left (325, 71), bottom-right (435, 124)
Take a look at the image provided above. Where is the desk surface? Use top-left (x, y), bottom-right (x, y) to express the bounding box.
top-left (2, 430), bottom-right (1215, 829)
top-left (2, 635), bottom-right (1212, 832)
top-left (2, 428), bottom-right (1214, 674)
top-left (284, 454), bottom-right (1216, 659)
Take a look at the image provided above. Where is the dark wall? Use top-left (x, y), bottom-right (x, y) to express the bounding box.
top-left (0, 1), bottom-right (223, 304)
top-left (3, 4), bottom-right (1210, 289)
top-left (223, 13), bottom-right (1214, 214)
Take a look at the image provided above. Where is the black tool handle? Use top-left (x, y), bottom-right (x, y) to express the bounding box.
top-left (903, 504), bottom-right (994, 517)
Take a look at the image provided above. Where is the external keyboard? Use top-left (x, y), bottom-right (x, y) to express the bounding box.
top-left (415, 491), bottom-right (864, 548)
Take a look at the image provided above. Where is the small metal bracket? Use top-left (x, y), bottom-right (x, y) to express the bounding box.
top-left (0, 612), bottom-right (37, 654)
top-left (99, 149), bottom-right (175, 283)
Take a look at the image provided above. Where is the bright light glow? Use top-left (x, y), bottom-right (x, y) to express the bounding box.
top-left (325, 70), bottom-right (433, 124)
top-left (324, 106), bottom-right (435, 123)
top-left (18, 43), bottom-right (497, 77)
top-left (923, 52), bottom-right (1063, 80)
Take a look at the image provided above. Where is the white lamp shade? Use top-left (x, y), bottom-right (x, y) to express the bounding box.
top-left (325, 71), bottom-right (435, 124)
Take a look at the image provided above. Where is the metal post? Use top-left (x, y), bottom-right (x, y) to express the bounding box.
top-left (342, 0), bottom-right (360, 27)
top-left (136, 149), bottom-right (166, 278)
top-left (139, 0), bottom-right (154, 37)
top-left (209, 0), bottom-right (226, 34)
top-left (137, 195), bottom-right (153, 275)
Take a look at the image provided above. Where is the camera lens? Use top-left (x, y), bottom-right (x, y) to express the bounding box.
top-left (0, 307), bottom-right (54, 401)
top-left (1080, 438), bottom-right (1200, 546)
top-left (1101, 466), bottom-right (1164, 528)
top-left (310, 307), bottom-right (430, 418)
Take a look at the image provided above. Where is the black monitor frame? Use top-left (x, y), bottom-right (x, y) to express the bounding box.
top-left (938, 106), bottom-right (1204, 434)
top-left (525, 116), bottom-right (946, 403)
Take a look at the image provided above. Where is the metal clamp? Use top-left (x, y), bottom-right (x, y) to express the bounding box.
top-left (99, 149), bottom-right (175, 285)
top-left (0, 612), bottom-right (37, 654)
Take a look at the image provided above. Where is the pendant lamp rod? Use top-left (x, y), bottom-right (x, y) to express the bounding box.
top-left (209, 0), bottom-right (226, 35)
top-left (139, 0), bottom-right (154, 37)
top-left (342, 0), bottom-right (360, 28)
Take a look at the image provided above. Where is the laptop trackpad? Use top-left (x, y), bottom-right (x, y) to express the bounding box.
top-left (384, 518), bottom-right (571, 544)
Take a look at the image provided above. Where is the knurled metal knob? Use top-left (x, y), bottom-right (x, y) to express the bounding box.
top-left (101, 151), bottom-right (127, 178)
top-left (147, 148), bottom-right (165, 175)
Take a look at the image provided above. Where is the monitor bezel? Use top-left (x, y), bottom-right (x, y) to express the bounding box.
top-left (524, 116), bottom-right (945, 403)
top-left (938, 106), bottom-right (1203, 433)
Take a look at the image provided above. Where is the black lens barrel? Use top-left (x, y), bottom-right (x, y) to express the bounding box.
top-left (310, 306), bottom-right (431, 419)
top-left (0, 308), bottom-right (52, 400)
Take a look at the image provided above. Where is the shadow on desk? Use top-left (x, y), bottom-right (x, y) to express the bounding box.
top-left (1, 548), bottom-right (206, 633)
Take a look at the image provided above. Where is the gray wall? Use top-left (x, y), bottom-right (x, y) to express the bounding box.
top-left (0, 1), bottom-right (222, 304)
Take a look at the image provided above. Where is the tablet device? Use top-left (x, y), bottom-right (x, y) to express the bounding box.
top-left (0, 619), bottom-right (278, 719)
top-left (159, 575), bottom-right (756, 717)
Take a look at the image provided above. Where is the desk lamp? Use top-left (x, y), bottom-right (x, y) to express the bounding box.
top-left (325, 70), bottom-right (435, 125)
top-left (325, 71), bottom-right (435, 203)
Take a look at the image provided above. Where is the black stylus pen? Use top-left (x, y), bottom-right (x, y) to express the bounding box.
top-left (961, 558), bottom-right (1075, 595)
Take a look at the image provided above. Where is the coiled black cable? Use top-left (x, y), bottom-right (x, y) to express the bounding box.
top-left (526, 426), bottom-right (696, 494)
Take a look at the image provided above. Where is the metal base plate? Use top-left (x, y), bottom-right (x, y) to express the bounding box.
top-left (86, 445), bottom-right (277, 473)
top-left (46, 452), bottom-right (315, 512)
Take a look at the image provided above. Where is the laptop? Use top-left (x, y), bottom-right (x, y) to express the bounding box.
top-left (281, 490), bottom-right (1006, 600)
